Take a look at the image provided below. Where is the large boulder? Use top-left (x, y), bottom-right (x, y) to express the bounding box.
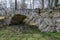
top-left (10, 14), bottom-right (27, 25)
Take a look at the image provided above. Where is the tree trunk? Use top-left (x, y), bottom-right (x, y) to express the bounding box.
top-left (42, 0), bottom-right (44, 9)
top-left (50, 0), bottom-right (53, 8)
top-left (15, 0), bottom-right (17, 10)
top-left (48, 0), bottom-right (50, 9)
top-left (33, 0), bottom-right (34, 9)
top-left (54, 0), bottom-right (58, 8)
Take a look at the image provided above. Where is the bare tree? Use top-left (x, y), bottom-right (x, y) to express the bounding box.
top-left (30, 0), bottom-right (32, 9)
top-left (42, 0), bottom-right (44, 9)
top-left (33, 0), bottom-right (34, 9)
top-left (48, 0), bottom-right (50, 9)
top-left (0, 0), bottom-right (7, 16)
top-left (50, 0), bottom-right (53, 8)
top-left (54, 0), bottom-right (58, 8)
top-left (15, 0), bottom-right (17, 10)
top-left (20, 0), bottom-right (27, 9)
top-left (9, 0), bottom-right (15, 10)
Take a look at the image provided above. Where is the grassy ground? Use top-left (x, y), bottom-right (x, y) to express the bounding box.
top-left (0, 26), bottom-right (60, 40)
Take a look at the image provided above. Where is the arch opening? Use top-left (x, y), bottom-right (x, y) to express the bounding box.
top-left (10, 14), bottom-right (27, 25)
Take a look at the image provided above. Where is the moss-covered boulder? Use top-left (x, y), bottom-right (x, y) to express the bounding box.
top-left (10, 14), bottom-right (27, 25)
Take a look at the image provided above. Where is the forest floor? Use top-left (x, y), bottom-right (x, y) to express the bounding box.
top-left (0, 25), bottom-right (60, 40)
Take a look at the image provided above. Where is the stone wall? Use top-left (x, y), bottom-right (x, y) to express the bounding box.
top-left (30, 11), bottom-right (60, 32)
top-left (1, 9), bottom-right (60, 32)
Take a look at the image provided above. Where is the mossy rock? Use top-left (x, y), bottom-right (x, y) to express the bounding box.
top-left (10, 14), bottom-right (27, 25)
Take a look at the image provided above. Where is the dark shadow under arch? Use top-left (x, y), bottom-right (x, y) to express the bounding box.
top-left (10, 14), bottom-right (27, 25)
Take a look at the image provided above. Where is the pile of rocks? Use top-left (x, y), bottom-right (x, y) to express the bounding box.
top-left (30, 11), bottom-right (60, 32)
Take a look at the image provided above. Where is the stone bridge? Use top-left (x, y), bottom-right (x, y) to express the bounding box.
top-left (1, 9), bottom-right (60, 32)
top-left (2, 9), bottom-right (37, 25)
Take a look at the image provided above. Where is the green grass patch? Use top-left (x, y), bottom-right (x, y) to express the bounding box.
top-left (0, 26), bottom-right (60, 40)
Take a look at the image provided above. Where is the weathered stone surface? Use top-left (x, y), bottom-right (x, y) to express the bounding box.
top-left (30, 11), bottom-right (60, 32)
top-left (1, 9), bottom-right (60, 32)
top-left (38, 12), bottom-right (60, 32)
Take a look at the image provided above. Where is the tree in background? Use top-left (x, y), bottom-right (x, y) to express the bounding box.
top-left (20, 0), bottom-right (27, 9)
top-left (50, 0), bottom-right (53, 8)
top-left (54, 0), bottom-right (58, 8)
top-left (42, 0), bottom-right (44, 9)
top-left (0, 0), bottom-right (7, 15)
top-left (0, 0), bottom-right (7, 10)
top-left (9, 0), bottom-right (15, 10)
top-left (15, 0), bottom-right (17, 10)
top-left (48, 0), bottom-right (50, 9)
